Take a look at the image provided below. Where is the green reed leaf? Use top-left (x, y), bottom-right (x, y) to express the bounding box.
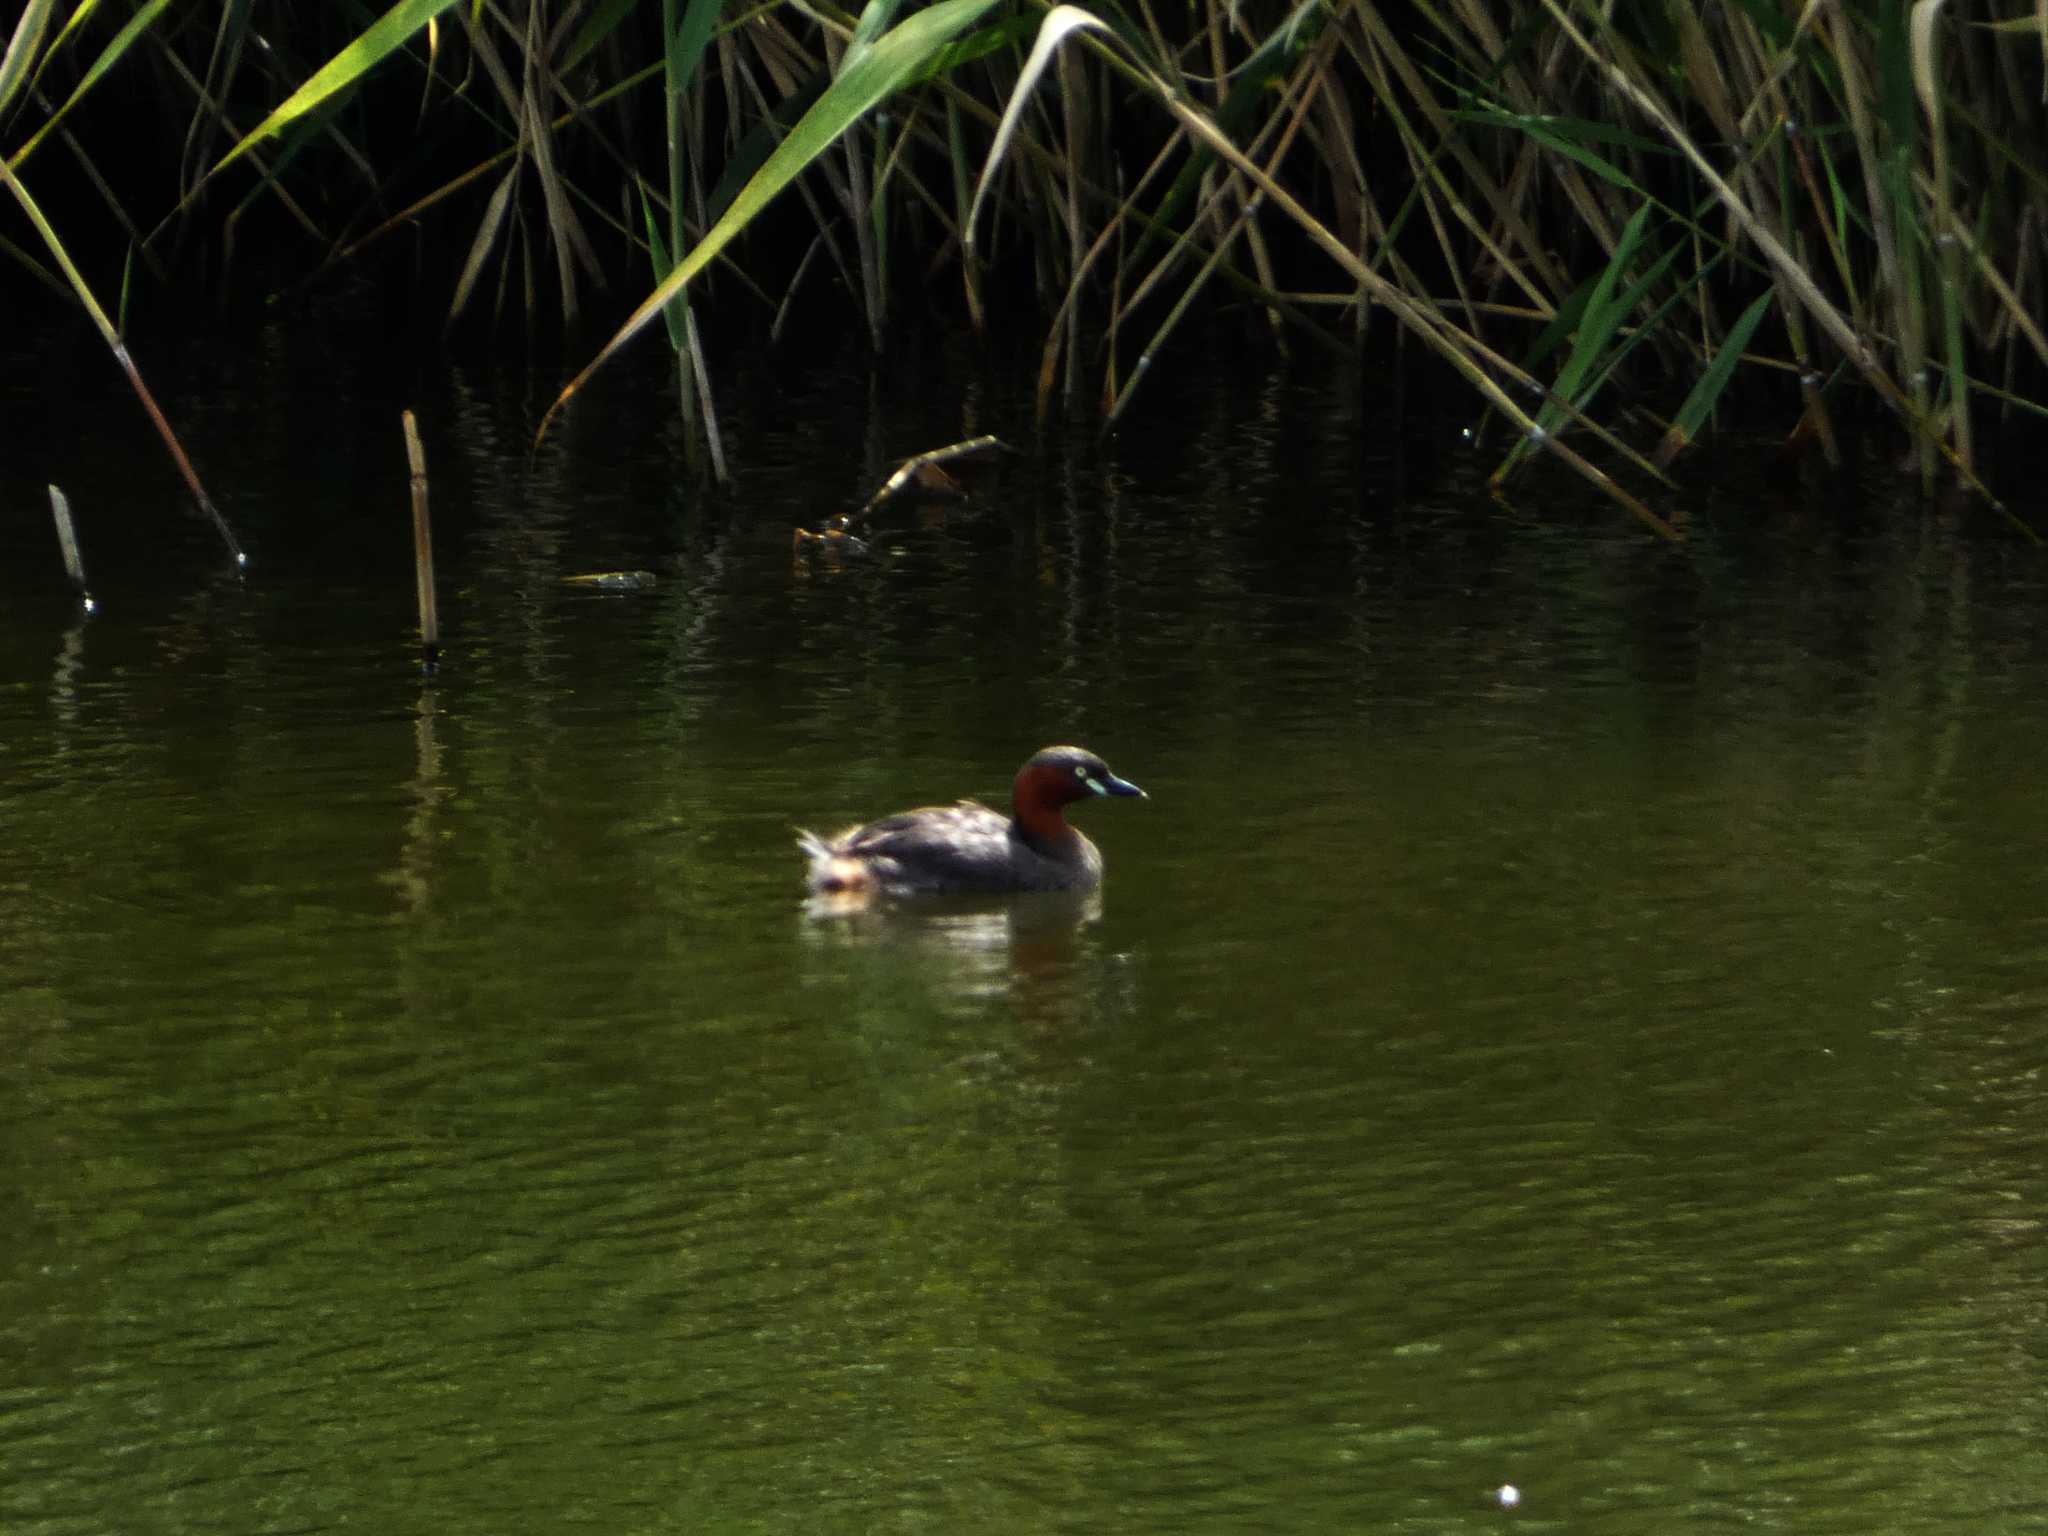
top-left (700, 78), bottom-right (827, 227)
top-left (1549, 202), bottom-right (1653, 408)
top-left (666, 0), bottom-right (725, 99)
top-left (1658, 288), bottom-right (1776, 463)
top-left (565, 0), bottom-right (642, 73)
top-left (920, 14), bottom-right (1037, 78)
top-left (845, 0), bottom-right (904, 72)
top-left (966, 4), bottom-right (1106, 265)
top-left (0, 0), bottom-right (57, 122)
top-left (0, 153), bottom-right (241, 564)
top-left (1521, 280), bottom-right (1596, 377)
top-left (12, 0), bottom-right (175, 169)
top-left (1456, 109), bottom-right (1647, 192)
top-left (638, 182), bottom-right (687, 354)
top-left (540, 0), bottom-right (1003, 444)
top-left (208, 0), bottom-right (462, 182)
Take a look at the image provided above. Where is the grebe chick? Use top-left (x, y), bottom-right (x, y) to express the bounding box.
top-left (799, 745), bottom-right (1144, 898)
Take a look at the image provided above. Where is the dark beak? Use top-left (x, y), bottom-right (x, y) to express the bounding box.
top-left (1099, 772), bottom-right (1146, 799)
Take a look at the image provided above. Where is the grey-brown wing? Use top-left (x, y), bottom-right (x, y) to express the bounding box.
top-left (841, 803), bottom-right (1014, 891)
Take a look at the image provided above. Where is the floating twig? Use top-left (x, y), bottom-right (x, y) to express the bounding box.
top-left (47, 485), bottom-right (95, 614)
top-left (794, 434), bottom-right (1012, 551)
top-left (402, 411), bottom-right (440, 674)
top-left (560, 571), bottom-right (659, 591)
top-left (854, 434), bottom-right (1009, 519)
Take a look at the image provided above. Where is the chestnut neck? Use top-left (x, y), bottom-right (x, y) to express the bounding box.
top-left (1009, 761), bottom-right (1086, 852)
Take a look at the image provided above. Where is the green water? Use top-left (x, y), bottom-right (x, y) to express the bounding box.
top-left (3, 322), bottom-right (2046, 1532)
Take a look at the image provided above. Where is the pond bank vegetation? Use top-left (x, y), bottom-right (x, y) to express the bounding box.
top-left (3, 0), bottom-right (2044, 536)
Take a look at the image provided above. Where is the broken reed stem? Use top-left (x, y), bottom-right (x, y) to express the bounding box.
top-left (0, 158), bottom-right (246, 572)
top-left (47, 484), bottom-right (95, 614)
top-left (108, 342), bottom-right (247, 573)
top-left (402, 410), bottom-right (440, 673)
top-left (682, 301), bottom-right (730, 484)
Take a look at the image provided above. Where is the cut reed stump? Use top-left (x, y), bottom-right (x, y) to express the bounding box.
top-left (47, 484), bottom-right (95, 614)
top-left (402, 411), bottom-right (440, 674)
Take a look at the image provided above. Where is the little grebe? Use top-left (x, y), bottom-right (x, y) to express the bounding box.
top-left (799, 745), bottom-right (1145, 898)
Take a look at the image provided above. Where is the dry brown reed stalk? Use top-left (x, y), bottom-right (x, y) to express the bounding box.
top-left (1106, 39), bottom-right (1333, 422)
top-left (1347, 10), bottom-right (1560, 326)
top-left (980, 8), bottom-right (1679, 538)
top-left (1038, 134), bottom-right (1179, 418)
top-left (445, 4), bottom-right (605, 329)
top-left (402, 410), bottom-right (441, 673)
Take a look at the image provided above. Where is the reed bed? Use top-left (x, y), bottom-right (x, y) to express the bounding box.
top-left (4, 0), bottom-right (2044, 532)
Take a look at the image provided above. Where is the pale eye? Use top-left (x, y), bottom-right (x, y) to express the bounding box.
top-left (1073, 764), bottom-right (1089, 780)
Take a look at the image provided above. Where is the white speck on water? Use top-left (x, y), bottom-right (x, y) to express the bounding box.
top-left (1497, 1484), bottom-right (1521, 1509)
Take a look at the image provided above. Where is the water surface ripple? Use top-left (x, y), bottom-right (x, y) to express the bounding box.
top-left (3, 327), bottom-right (2046, 1533)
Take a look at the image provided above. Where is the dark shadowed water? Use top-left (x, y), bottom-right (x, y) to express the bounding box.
top-left (4, 309), bottom-right (2048, 1534)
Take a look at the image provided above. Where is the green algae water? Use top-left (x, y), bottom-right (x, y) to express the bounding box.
top-left (4, 315), bottom-right (2047, 1533)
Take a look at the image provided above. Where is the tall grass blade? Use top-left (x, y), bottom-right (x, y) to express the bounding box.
top-left (8, 0), bottom-right (172, 169)
top-left (845, 0), bottom-right (905, 70)
top-left (1495, 202), bottom-right (1656, 478)
top-left (447, 167), bottom-right (518, 327)
top-left (660, 0), bottom-right (706, 450)
top-left (665, 0), bottom-right (725, 98)
top-left (1537, 0), bottom-right (1884, 394)
top-left (539, 0), bottom-right (1003, 445)
top-left (681, 300), bottom-right (728, 482)
top-left (0, 156), bottom-right (243, 567)
top-left (1910, 0), bottom-right (1971, 473)
top-left (1113, 0), bottom-right (1325, 286)
top-left (178, 0), bottom-right (251, 199)
top-left (0, 0), bottom-right (56, 122)
top-left (1074, 21), bottom-right (1680, 537)
top-left (566, 0), bottom-right (643, 73)
top-left (1109, 39), bottom-right (1336, 420)
top-left (639, 185), bottom-right (688, 355)
top-left (1454, 108), bottom-right (1658, 192)
top-left (1654, 289), bottom-right (1775, 467)
top-left (963, 5), bottom-right (1105, 303)
top-left (640, 179), bottom-right (729, 481)
top-left (206, 0), bottom-right (462, 183)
